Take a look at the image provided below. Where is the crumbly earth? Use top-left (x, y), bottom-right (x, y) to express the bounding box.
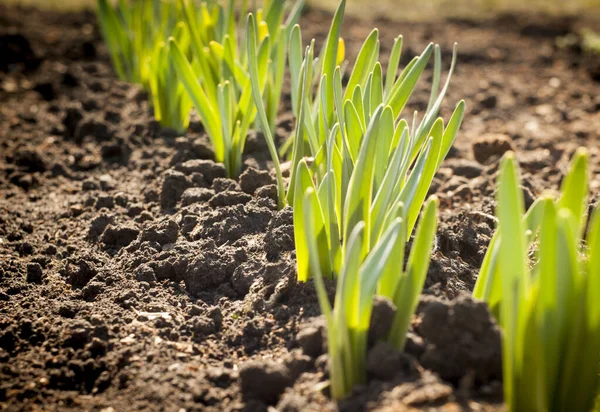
top-left (1, 5), bottom-right (599, 412)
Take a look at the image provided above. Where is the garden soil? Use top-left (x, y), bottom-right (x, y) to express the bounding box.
top-left (1, 4), bottom-right (599, 411)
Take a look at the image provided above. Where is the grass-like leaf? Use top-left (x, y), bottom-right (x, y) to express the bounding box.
top-left (305, 190), bottom-right (439, 399)
top-left (246, 13), bottom-right (286, 206)
top-left (99, 0), bottom-right (301, 177)
top-left (475, 149), bottom-right (600, 411)
top-left (274, 2), bottom-right (464, 283)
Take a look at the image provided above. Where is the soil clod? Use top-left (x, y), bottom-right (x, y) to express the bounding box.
top-left (240, 360), bottom-right (292, 404)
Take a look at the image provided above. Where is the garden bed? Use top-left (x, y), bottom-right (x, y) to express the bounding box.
top-left (1, 4), bottom-right (599, 411)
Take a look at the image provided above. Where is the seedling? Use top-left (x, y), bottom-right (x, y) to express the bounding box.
top-left (149, 22), bottom-right (193, 133)
top-left (249, 0), bottom-right (464, 278)
top-left (305, 192), bottom-right (439, 399)
top-left (277, 2), bottom-right (464, 398)
top-left (97, 0), bottom-right (178, 87)
top-left (171, 0), bottom-right (303, 177)
top-left (97, 0), bottom-right (195, 132)
top-left (474, 149), bottom-right (600, 412)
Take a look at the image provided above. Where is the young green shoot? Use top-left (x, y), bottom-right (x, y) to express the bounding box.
top-left (265, 0), bottom-right (465, 280)
top-left (97, 0), bottom-right (198, 132)
top-left (97, 0), bottom-right (180, 88)
top-left (170, 0), bottom-right (303, 178)
top-left (305, 192), bottom-right (439, 399)
top-left (474, 149), bottom-right (600, 412)
top-left (280, 3), bottom-right (463, 397)
top-left (149, 22), bottom-right (193, 133)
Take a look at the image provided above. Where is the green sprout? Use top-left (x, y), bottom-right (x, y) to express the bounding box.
top-left (97, 0), bottom-right (146, 85)
top-left (305, 192), bottom-right (439, 399)
top-left (474, 149), bottom-right (600, 412)
top-left (249, 0), bottom-right (464, 278)
top-left (97, 0), bottom-right (196, 132)
top-left (97, 0), bottom-right (178, 87)
top-left (170, 0), bottom-right (303, 178)
top-left (149, 22), bottom-right (193, 133)
top-left (250, 0), bottom-right (463, 399)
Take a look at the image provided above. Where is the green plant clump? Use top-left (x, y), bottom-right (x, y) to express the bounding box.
top-left (97, 0), bottom-right (169, 86)
top-left (170, 0), bottom-right (303, 177)
top-left (253, 0), bottom-right (464, 279)
top-left (98, 0), bottom-right (303, 162)
top-left (247, 0), bottom-right (465, 400)
top-left (149, 21), bottom-right (194, 133)
top-left (305, 192), bottom-right (439, 400)
top-left (474, 149), bottom-right (600, 412)
top-left (97, 0), bottom-right (196, 133)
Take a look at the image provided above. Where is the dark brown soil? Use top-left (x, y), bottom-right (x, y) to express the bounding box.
top-left (1, 4), bottom-right (599, 411)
